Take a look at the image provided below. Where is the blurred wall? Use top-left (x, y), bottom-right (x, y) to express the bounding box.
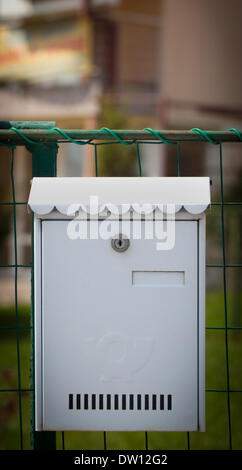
top-left (161, 0), bottom-right (242, 110)
top-left (159, 0), bottom-right (242, 189)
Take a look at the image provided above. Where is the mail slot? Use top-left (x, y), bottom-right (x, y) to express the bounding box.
top-left (28, 176), bottom-right (210, 432)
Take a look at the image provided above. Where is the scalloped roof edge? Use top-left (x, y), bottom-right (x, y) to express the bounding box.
top-left (28, 177), bottom-right (211, 216)
top-left (28, 202), bottom-right (210, 216)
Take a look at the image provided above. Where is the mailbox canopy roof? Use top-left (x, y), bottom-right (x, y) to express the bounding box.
top-left (28, 177), bottom-right (210, 215)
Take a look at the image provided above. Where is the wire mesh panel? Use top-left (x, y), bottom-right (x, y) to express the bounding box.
top-left (0, 126), bottom-right (241, 450)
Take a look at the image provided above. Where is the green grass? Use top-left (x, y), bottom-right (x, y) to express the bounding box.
top-left (0, 292), bottom-right (242, 450)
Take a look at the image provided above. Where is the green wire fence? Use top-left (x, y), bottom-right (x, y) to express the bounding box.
top-left (0, 123), bottom-right (242, 450)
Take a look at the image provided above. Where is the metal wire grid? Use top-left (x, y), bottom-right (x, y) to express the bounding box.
top-left (0, 128), bottom-right (241, 450)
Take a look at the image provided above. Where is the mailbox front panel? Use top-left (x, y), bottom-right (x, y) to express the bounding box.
top-left (40, 220), bottom-right (199, 431)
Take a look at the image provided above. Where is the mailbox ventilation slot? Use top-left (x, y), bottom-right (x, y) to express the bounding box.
top-left (68, 394), bottom-right (172, 411)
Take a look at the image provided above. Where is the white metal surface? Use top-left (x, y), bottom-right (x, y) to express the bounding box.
top-left (28, 176), bottom-right (210, 215)
top-left (38, 219), bottom-right (201, 431)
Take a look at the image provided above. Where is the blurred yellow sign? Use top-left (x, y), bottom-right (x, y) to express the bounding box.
top-left (0, 18), bottom-right (92, 84)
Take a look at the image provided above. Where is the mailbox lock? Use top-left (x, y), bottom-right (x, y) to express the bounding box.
top-left (111, 234), bottom-right (130, 253)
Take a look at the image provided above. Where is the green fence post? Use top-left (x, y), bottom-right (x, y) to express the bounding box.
top-left (28, 141), bottom-right (58, 450)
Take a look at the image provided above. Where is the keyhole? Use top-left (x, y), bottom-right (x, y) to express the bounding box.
top-left (111, 234), bottom-right (130, 253)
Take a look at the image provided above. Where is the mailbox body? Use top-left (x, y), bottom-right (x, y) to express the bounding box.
top-left (29, 177), bottom-right (209, 432)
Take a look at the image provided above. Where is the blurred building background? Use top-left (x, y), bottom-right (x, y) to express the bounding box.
top-left (0, 0), bottom-right (242, 452)
top-left (0, 0), bottom-right (242, 302)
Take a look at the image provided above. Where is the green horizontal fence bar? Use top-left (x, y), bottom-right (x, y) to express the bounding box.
top-left (0, 264), bottom-right (31, 267)
top-left (0, 326), bottom-right (32, 330)
top-left (206, 327), bottom-right (242, 330)
top-left (207, 264), bottom-right (242, 267)
top-left (0, 129), bottom-right (242, 144)
top-left (0, 389), bottom-right (33, 393)
top-left (207, 390), bottom-right (242, 393)
top-left (0, 202), bottom-right (27, 205)
top-left (0, 121), bottom-right (55, 130)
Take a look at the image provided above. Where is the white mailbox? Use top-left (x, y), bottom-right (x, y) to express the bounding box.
top-left (28, 176), bottom-right (210, 432)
